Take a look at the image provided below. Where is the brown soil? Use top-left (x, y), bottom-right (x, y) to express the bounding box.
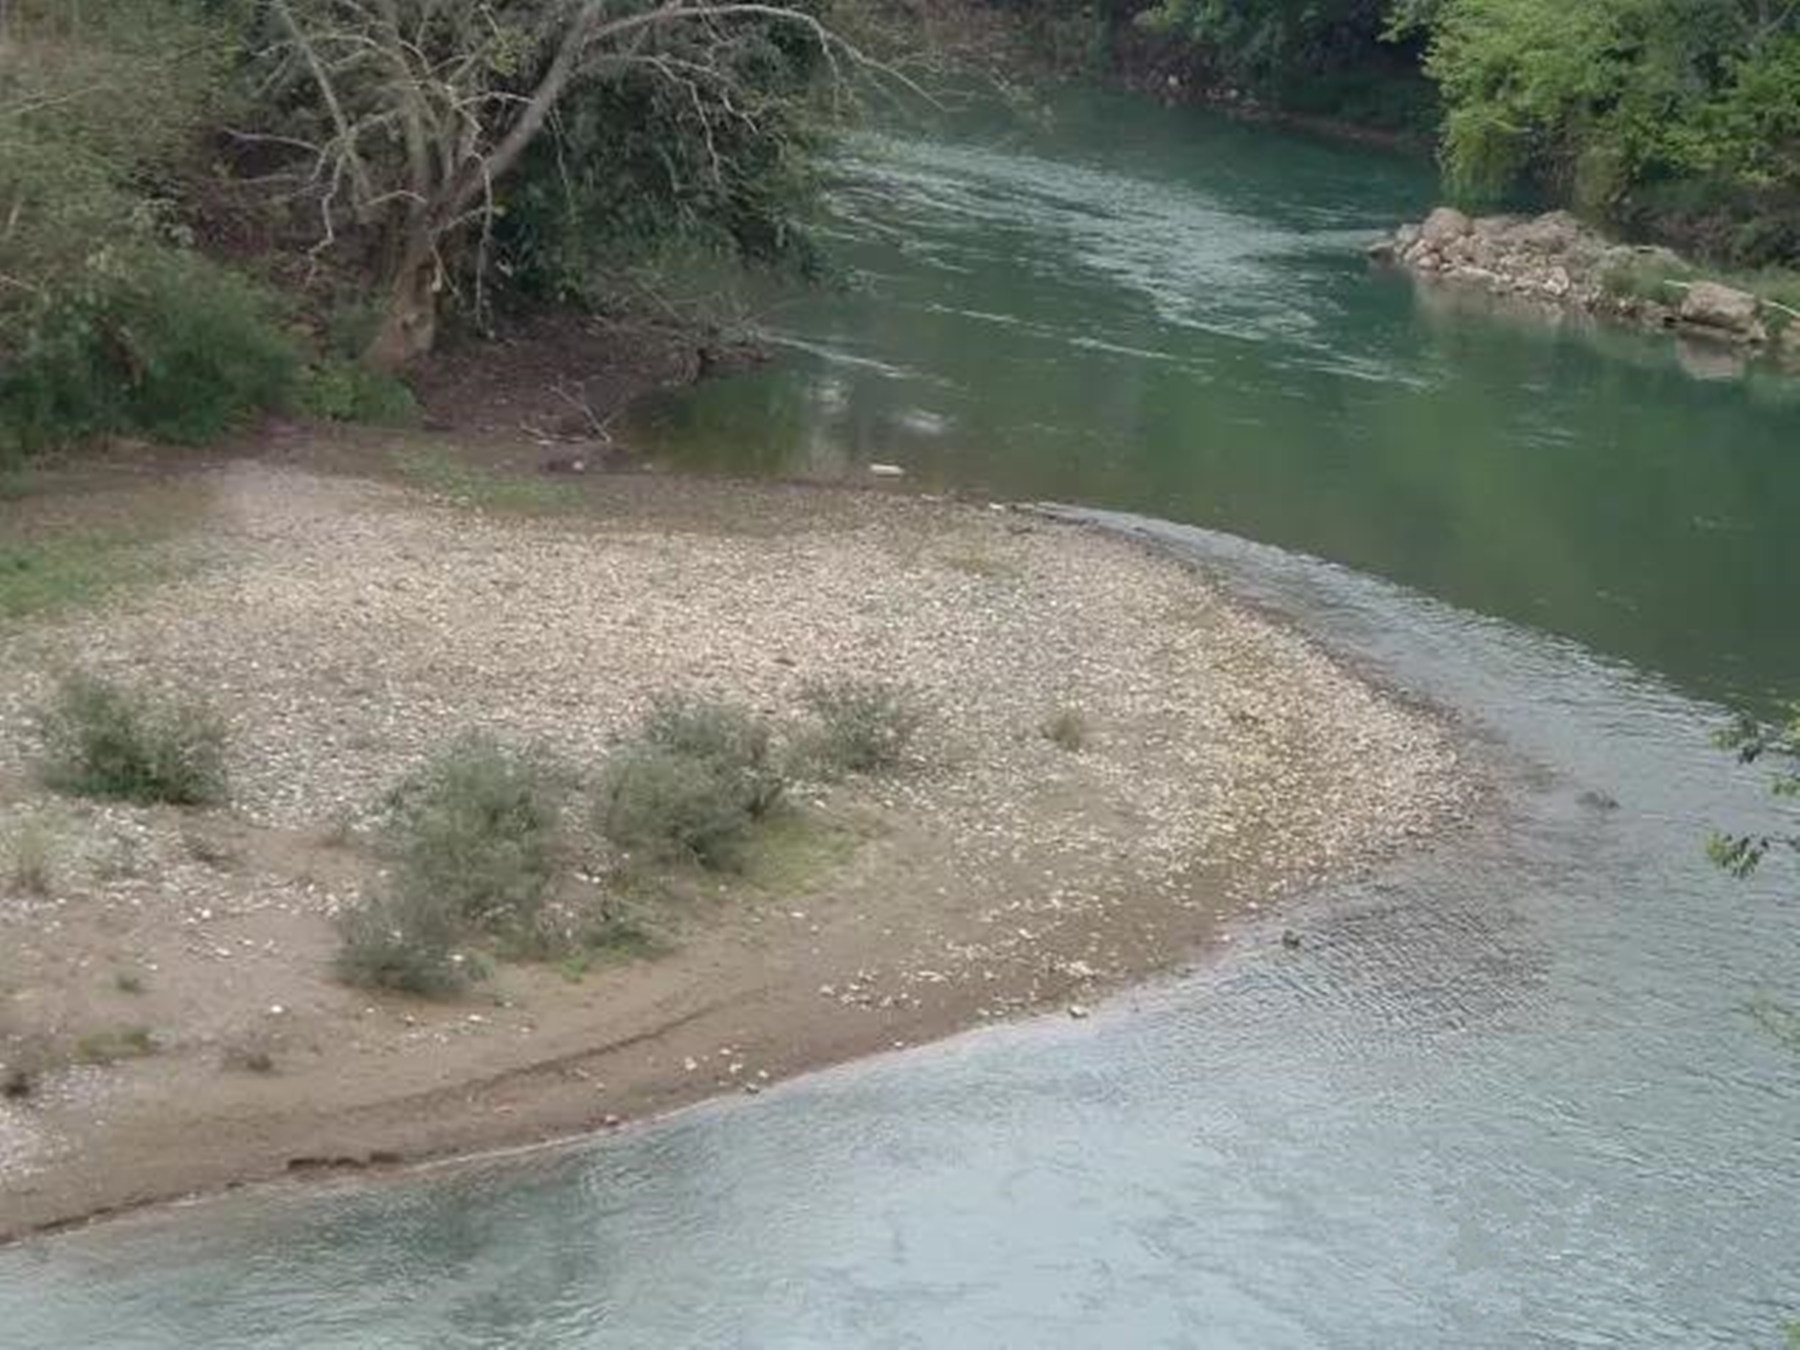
top-left (0, 439), bottom-right (1473, 1244)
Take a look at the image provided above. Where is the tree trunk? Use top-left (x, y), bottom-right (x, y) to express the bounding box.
top-left (363, 242), bottom-right (439, 372)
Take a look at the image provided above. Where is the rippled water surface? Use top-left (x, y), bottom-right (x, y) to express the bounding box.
top-left (2, 93), bottom-right (1796, 1347)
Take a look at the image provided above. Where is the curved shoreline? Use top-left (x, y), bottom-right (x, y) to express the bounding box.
top-left (0, 447), bottom-right (1477, 1245)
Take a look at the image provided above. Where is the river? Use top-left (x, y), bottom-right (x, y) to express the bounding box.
top-left (1, 92), bottom-right (1795, 1347)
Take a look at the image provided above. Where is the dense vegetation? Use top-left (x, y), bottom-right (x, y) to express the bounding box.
top-left (1061, 0), bottom-right (1800, 265)
top-left (0, 0), bottom-right (852, 462)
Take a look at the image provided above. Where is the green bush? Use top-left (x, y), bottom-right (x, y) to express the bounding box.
top-left (602, 744), bottom-right (763, 871)
top-left (383, 736), bottom-right (565, 935)
top-left (295, 358), bottom-right (420, 426)
top-left (797, 678), bottom-right (923, 777)
top-left (36, 673), bottom-right (228, 806)
top-left (334, 887), bottom-right (476, 997)
top-left (0, 250), bottom-right (300, 457)
top-left (645, 695), bottom-right (786, 817)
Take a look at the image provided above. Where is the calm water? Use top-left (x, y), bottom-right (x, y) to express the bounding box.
top-left (2, 94), bottom-right (1796, 1347)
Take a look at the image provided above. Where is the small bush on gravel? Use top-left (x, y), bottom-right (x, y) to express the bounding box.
top-left (797, 678), bottom-right (923, 777)
top-left (337, 735), bottom-right (563, 997)
top-left (334, 888), bottom-right (475, 997)
top-left (1041, 707), bottom-right (1090, 753)
top-left (645, 696), bottom-right (786, 818)
top-left (602, 697), bottom-right (787, 871)
top-left (383, 735), bottom-right (565, 934)
top-left (36, 674), bottom-right (228, 806)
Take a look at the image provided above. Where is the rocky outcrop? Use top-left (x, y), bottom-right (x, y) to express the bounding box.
top-left (1369, 208), bottom-right (1796, 365)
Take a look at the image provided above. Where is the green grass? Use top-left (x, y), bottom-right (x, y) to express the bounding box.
top-left (1599, 256), bottom-right (1698, 306)
top-left (37, 673), bottom-right (229, 806)
top-left (0, 534), bottom-right (167, 625)
top-left (4, 816), bottom-right (56, 894)
top-left (395, 449), bottom-right (574, 514)
top-left (73, 1025), bottom-right (155, 1065)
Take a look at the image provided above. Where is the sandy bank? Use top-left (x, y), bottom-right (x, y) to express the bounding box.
top-left (0, 452), bottom-right (1472, 1241)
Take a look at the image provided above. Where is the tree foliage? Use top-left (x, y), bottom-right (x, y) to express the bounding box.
top-left (1408, 0), bottom-right (1800, 260)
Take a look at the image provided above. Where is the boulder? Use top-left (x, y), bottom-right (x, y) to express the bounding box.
top-left (1680, 281), bottom-right (1760, 335)
top-left (1514, 210), bottom-right (1582, 255)
top-left (1420, 207), bottom-right (1472, 246)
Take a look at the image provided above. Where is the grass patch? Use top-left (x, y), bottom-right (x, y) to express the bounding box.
top-left (1040, 707), bottom-right (1090, 753)
top-left (295, 358), bottom-right (419, 426)
top-left (600, 696), bottom-right (788, 872)
top-left (395, 449), bottom-right (573, 514)
top-left (73, 1025), bottom-right (155, 1065)
top-left (36, 674), bottom-right (228, 806)
top-left (796, 678), bottom-right (923, 777)
top-left (1599, 256), bottom-right (1697, 306)
top-left (0, 535), bottom-right (162, 625)
top-left (4, 817), bottom-right (56, 894)
top-left (739, 809), bottom-right (866, 893)
top-left (940, 550), bottom-right (1020, 581)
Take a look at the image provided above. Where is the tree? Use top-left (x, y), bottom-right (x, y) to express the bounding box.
top-left (241, 0), bottom-right (894, 370)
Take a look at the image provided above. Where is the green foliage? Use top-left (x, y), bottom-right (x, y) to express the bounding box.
top-left (0, 1), bottom-right (296, 456)
top-left (797, 677), bottom-right (923, 776)
top-left (338, 736), bottom-right (565, 995)
top-left (1136, 0), bottom-right (1434, 129)
top-left (36, 674), bottom-right (229, 807)
top-left (1709, 705), bottom-right (1800, 880)
top-left (383, 736), bottom-right (566, 935)
top-left (295, 359), bottom-right (420, 426)
top-left (644, 696), bottom-right (787, 817)
top-left (73, 1025), bottom-right (156, 1065)
top-left (498, 28), bottom-right (831, 314)
top-left (1, 251), bottom-right (300, 457)
top-left (601, 696), bottom-right (788, 870)
top-left (1412, 0), bottom-right (1800, 261)
top-left (1598, 255), bottom-right (1697, 305)
top-left (334, 887), bottom-right (478, 997)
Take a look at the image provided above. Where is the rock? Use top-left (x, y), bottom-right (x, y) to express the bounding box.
top-left (868, 463), bottom-right (906, 478)
top-left (1679, 281), bottom-right (1760, 335)
top-left (1281, 929), bottom-right (1302, 950)
top-left (1514, 210), bottom-right (1581, 254)
top-left (1365, 237), bottom-right (1398, 264)
top-left (1067, 1004), bottom-right (1089, 1020)
top-left (1394, 223), bottom-right (1421, 251)
top-left (1420, 206), bottom-right (1472, 246)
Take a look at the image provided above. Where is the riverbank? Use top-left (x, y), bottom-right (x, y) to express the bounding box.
top-left (0, 440), bottom-right (1472, 1241)
top-left (1372, 208), bottom-right (1800, 369)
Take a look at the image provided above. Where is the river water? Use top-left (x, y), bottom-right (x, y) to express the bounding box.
top-left (1, 93), bottom-right (1795, 1347)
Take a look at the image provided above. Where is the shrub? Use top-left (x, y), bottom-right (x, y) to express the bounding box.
top-left (295, 358), bottom-right (420, 426)
top-left (797, 678), bottom-right (923, 777)
top-left (602, 744), bottom-right (763, 871)
top-left (1598, 256), bottom-right (1696, 306)
top-left (645, 695), bottom-right (785, 818)
top-left (601, 696), bottom-right (789, 871)
top-left (333, 887), bottom-right (475, 997)
top-left (36, 673), bottom-right (228, 806)
top-left (5, 817), bottom-right (56, 894)
top-left (383, 736), bottom-right (565, 935)
top-left (1041, 708), bottom-right (1090, 753)
top-left (0, 250), bottom-right (300, 458)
